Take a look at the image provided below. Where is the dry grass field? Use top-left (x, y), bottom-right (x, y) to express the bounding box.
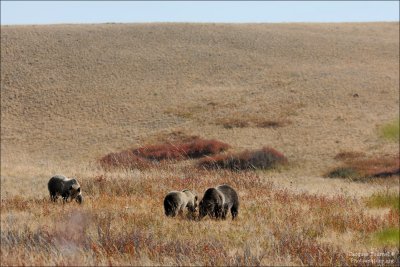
top-left (1, 23), bottom-right (399, 266)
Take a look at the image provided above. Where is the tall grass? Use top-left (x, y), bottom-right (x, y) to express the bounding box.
top-left (99, 150), bottom-right (153, 171)
top-left (1, 168), bottom-right (398, 265)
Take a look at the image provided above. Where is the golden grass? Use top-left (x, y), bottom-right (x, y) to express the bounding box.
top-left (1, 23), bottom-right (398, 174)
top-left (1, 166), bottom-right (399, 265)
top-left (2, 167), bottom-right (399, 266)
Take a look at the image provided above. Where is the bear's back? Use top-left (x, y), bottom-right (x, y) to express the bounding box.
top-left (216, 184), bottom-right (238, 205)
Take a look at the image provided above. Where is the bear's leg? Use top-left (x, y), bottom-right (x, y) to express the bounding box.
top-left (231, 206), bottom-right (238, 220)
top-left (221, 212), bottom-right (227, 220)
top-left (214, 204), bottom-right (224, 219)
top-left (170, 208), bottom-right (177, 217)
top-left (210, 206), bottom-right (217, 218)
top-left (178, 204), bottom-right (185, 217)
top-left (178, 209), bottom-right (183, 217)
top-left (62, 193), bottom-right (69, 203)
top-left (221, 205), bottom-right (229, 220)
top-left (50, 192), bottom-right (57, 202)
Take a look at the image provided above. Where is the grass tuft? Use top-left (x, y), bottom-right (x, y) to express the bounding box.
top-left (334, 151), bottom-right (366, 161)
top-left (380, 119), bottom-right (400, 141)
top-left (218, 118), bottom-right (250, 129)
top-left (371, 227), bottom-right (400, 247)
top-left (216, 116), bottom-right (291, 129)
top-left (366, 192), bottom-right (400, 211)
top-left (255, 119), bottom-right (291, 129)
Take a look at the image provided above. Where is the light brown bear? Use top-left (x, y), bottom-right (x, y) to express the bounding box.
top-left (163, 189), bottom-right (197, 217)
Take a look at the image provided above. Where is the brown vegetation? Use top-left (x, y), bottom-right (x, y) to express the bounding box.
top-left (334, 151), bottom-right (366, 161)
top-left (132, 138), bottom-right (230, 161)
top-left (327, 154), bottom-right (400, 180)
top-left (256, 119), bottom-right (291, 128)
top-left (1, 170), bottom-right (398, 266)
top-left (99, 138), bottom-right (230, 170)
top-left (216, 116), bottom-right (291, 129)
top-left (198, 147), bottom-right (288, 171)
top-left (99, 150), bottom-right (153, 171)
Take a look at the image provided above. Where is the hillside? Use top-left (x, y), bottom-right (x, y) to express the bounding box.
top-left (1, 22), bottom-right (399, 177)
top-left (1, 23), bottom-right (399, 266)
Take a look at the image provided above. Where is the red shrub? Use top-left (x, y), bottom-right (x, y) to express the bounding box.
top-left (132, 138), bottom-right (230, 161)
top-left (198, 147), bottom-right (288, 171)
top-left (351, 156), bottom-right (399, 177)
top-left (99, 150), bottom-right (152, 171)
top-left (99, 138), bottom-right (230, 170)
top-left (327, 155), bottom-right (400, 180)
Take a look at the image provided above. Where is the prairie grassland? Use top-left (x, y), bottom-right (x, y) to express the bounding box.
top-left (1, 161), bottom-right (399, 266)
top-left (1, 22), bottom-right (399, 266)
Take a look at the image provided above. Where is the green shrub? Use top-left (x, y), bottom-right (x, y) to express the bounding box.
top-left (380, 119), bottom-right (399, 141)
top-left (371, 227), bottom-right (400, 247)
top-left (366, 192), bottom-right (399, 211)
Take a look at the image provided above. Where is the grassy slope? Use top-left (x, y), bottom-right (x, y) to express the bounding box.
top-left (1, 23), bottom-right (399, 265)
top-left (1, 23), bottom-right (398, 168)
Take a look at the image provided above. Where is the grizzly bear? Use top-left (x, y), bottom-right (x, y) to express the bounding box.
top-left (48, 175), bottom-right (82, 204)
top-left (163, 189), bottom-right (198, 217)
top-left (199, 184), bottom-right (239, 220)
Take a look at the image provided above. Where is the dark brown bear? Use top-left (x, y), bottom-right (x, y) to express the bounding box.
top-left (198, 184), bottom-right (239, 220)
top-left (48, 175), bottom-right (82, 204)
